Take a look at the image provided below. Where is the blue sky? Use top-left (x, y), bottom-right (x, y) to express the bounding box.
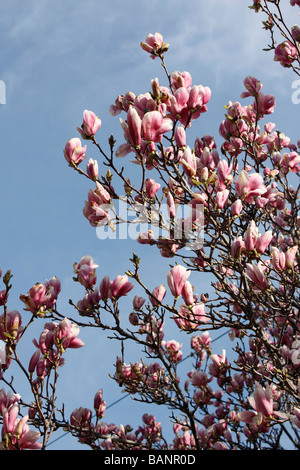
top-left (0, 0), bottom-right (299, 449)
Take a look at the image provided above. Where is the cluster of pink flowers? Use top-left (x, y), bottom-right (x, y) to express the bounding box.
top-left (114, 357), bottom-right (170, 396)
top-left (0, 389), bottom-right (42, 449)
top-left (1, 16), bottom-right (300, 450)
top-left (20, 276), bottom-right (61, 316)
top-left (76, 266), bottom-right (134, 317)
top-left (28, 317), bottom-right (84, 383)
top-left (70, 388), bottom-right (162, 449)
top-left (110, 38), bottom-right (211, 165)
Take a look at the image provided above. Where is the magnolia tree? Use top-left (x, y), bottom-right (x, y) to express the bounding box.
top-left (0, 0), bottom-right (300, 451)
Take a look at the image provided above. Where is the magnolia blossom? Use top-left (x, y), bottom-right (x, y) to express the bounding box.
top-left (145, 178), bottom-right (160, 198)
top-left (0, 310), bottom-right (23, 341)
top-left (167, 265), bottom-right (191, 298)
top-left (149, 284), bottom-right (166, 307)
top-left (140, 32), bottom-right (169, 59)
top-left (165, 340), bottom-right (183, 363)
top-left (120, 106), bottom-right (142, 147)
top-left (20, 283), bottom-right (48, 315)
top-left (274, 41), bottom-right (298, 67)
top-left (174, 125), bottom-right (186, 147)
top-left (253, 93), bottom-right (275, 117)
top-left (174, 303), bottom-right (208, 330)
top-left (110, 275), bottom-right (134, 299)
top-left (231, 199), bottom-right (243, 217)
top-left (181, 146), bottom-right (197, 177)
top-left (54, 318), bottom-right (85, 350)
top-left (136, 230), bottom-right (155, 245)
top-left (271, 246), bottom-right (298, 271)
top-left (245, 261), bottom-right (269, 290)
top-left (244, 220), bottom-right (272, 254)
top-left (248, 382), bottom-right (274, 417)
top-left (94, 389), bottom-right (106, 419)
top-left (63, 138), bottom-right (87, 165)
top-left (86, 158), bottom-right (99, 181)
top-left (77, 109), bottom-right (102, 138)
top-left (73, 255), bottom-right (99, 289)
top-left (235, 170), bottom-right (266, 203)
top-left (142, 111), bottom-right (173, 143)
top-left (241, 76), bottom-right (263, 98)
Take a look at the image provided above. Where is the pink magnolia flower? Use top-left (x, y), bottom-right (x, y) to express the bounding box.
top-left (20, 283), bottom-right (47, 314)
top-left (136, 230), bottom-right (155, 245)
top-left (244, 220), bottom-right (272, 254)
top-left (120, 106), bottom-right (142, 147)
top-left (149, 284), bottom-right (166, 307)
top-left (235, 169), bottom-right (266, 203)
top-left (76, 289), bottom-right (101, 316)
top-left (132, 295), bottom-right (145, 310)
top-left (83, 183), bottom-right (111, 227)
top-left (167, 265), bottom-right (191, 298)
top-left (215, 189), bottom-right (229, 210)
top-left (209, 349), bottom-right (228, 377)
top-left (241, 76), bottom-right (263, 98)
top-left (174, 303), bottom-right (208, 330)
top-left (231, 199), bottom-right (243, 217)
top-left (63, 138), bottom-right (87, 165)
top-left (142, 111), bottom-right (173, 143)
top-left (1, 403), bottom-right (42, 449)
top-left (33, 318), bottom-right (84, 359)
top-left (181, 146), bottom-right (197, 177)
top-left (0, 310), bottom-right (23, 341)
top-left (188, 85), bottom-right (211, 110)
top-left (74, 255), bottom-right (99, 289)
top-left (77, 110), bottom-right (102, 138)
top-left (0, 389), bottom-right (20, 415)
top-left (281, 151), bottom-right (300, 174)
top-left (285, 246), bottom-right (298, 269)
top-left (99, 275), bottom-right (112, 300)
top-left (181, 280), bottom-right (195, 306)
top-left (93, 182), bottom-right (111, 205)
top-left (174, 125), bottom-right (186, 148)
top-left (248, 382), bottom-right (274, 417)
top-left (70, 407), bottom-right (92, 429)
top-left (145, 178), bottom-right (160, 198)
top-left (167, 87), bottom-right (189, 119)
top-left (292, 25), bottom-right (300, 41)
top-left (110, 275), bottom-right (134, 299)
top-left (245, 261), bottom-right (269, 290)
top-left (274, 41), bottom-right (298, 67)
top-left (231, 236), bottom-right (245, 259)
top-left (28, 349), bottom-right (41, 374)
top-left (217, 160), bottom-right (233, 189)
top-left (255, 229), bottom-right (273, 254)
top-left (94, 389), bottom-right (106, 419)
top-left (140, 32), bottom-right (169, 59)
top-left (171, 71), bottom-right (192, 90)
top-left (271, 245), bottom-right (298, 271)
top-left (271, 246), bottom-right (286, 271)
top-left (253, 93), bottom-right (275, 117)
top-left (43, 277), bottom-right (61, 309)
top-left (54, 317), bottom-right (85, 350)
top-left (83, 201), bottom-right (111, 227)
top-left (166, 191), bottom-right (177, 219)
top-left (86, 158), bottom-right (99, 181)
top-left (165, 340), bottom-right (183, 363)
